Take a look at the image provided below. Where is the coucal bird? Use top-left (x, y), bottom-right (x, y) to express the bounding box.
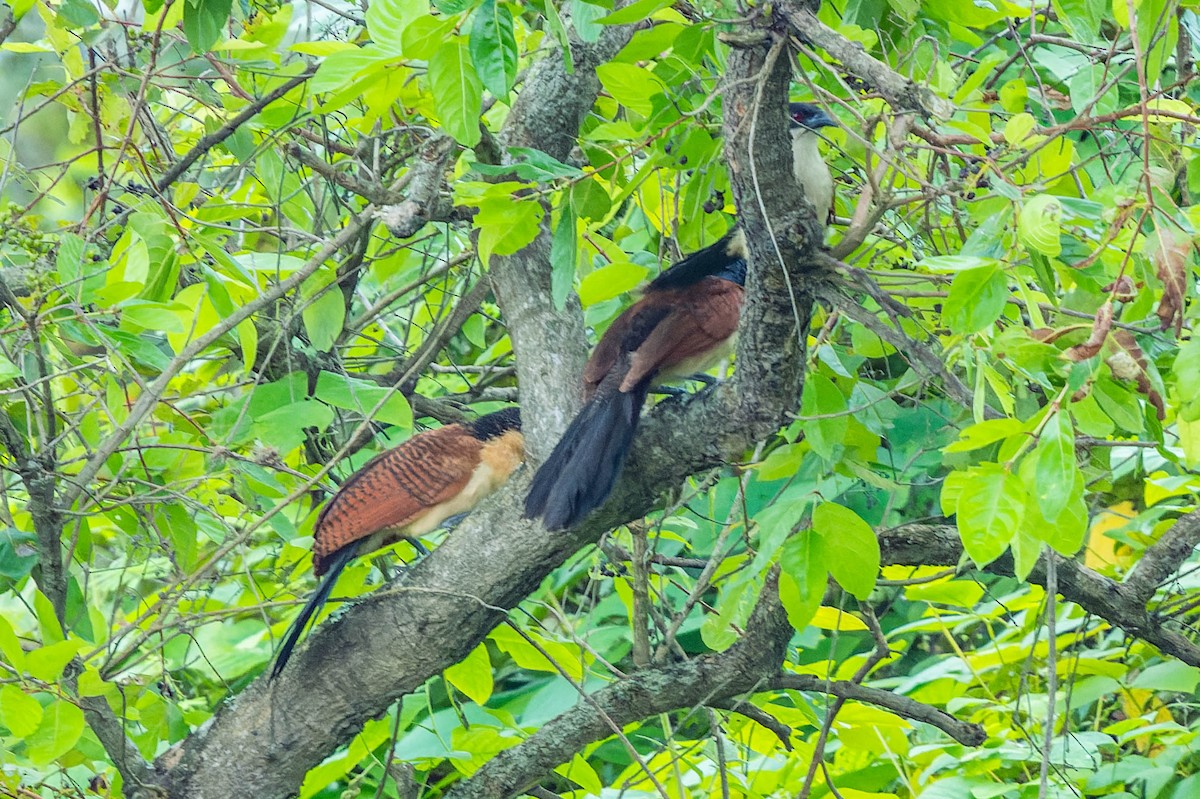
top-left (270, 407), bottom-right (523, 679)
top-left (523, 102), bottom-right (837, 531)
top-left (788, 101), bottom-right (837, 223)
top-left (524, 232), bottom-right (748, 531)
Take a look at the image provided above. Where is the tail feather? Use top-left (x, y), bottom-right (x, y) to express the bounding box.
top-left (269, 540), bottom-right (361, 680)
top-left (524, 387), bottom-right (646, 530)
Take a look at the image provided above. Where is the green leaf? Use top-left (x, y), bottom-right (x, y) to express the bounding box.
top-left (0, 526), bottom-right (37, 580)
top-left (25, 639), bottom-right (84, 683)
top-left (474, 148), bottom-right (583, 181)
top-left (779, 533), bottom-right (825, 632)
top-left (301, 270), bottom-right (346, 353)
top-left (597, 0), bottom-right (671, 25)
top-left (314, 373), bottom-right (413, 429)
top-left (918, 255), bottom-right (1000, 273)
top-left (476, 197), bottom-right (543, 263)
top-left (944, 418), bottom-right (1024, 453)
top-left (0, 615), bottom-right (25, 671)
top-left (429, 39), bottom-right (483, 147)
top-left (943, 264), bottom-right (1008, 334)
top-left (26, 699), bottom-right (85, 763)
top-left (490, 625), bottom-right (583, 681)
top-left (570, 0), bottom-right (608, 42)
top-left (1018, 194), bottom-right (1063, 257)
top-left (0, 685), bottom-right (42, 737)
top-left (811, 503), bottom-right (879, 600)
top-left (1031, 411), bottom-right (1076, 522)
top-left (1131, 661), bottom-right (1200, 692)
top-left (799, 373), bottom-right (848, 460)
top-left (550, 206), bottom-right (578, 310)
top-left (1053, 0), bottom-right (1104, 39)
top-left (595, 62), bottom-right (665, 115)
top-left (444, 643), bottom-right (494, 705)
top-left (578, 261), bottom-right (647, 306)
top-left (366, 0), bottom-right (423, 52)
top-left (470, 0), bottom-right (518, 98)
top-left (1070, 65), bottom-right (1119, 116)
top-left (252, 401), bottom-right (335, 453)
top-left (1174, 337), bottom-right (1200, 421)
top-left (953, 462), bottom-right (1025, 566)
top-left (183, 0), bottom-right (234, 53)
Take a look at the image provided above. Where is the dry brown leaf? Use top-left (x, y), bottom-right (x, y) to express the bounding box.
top-left (1107, 330), bottom-right (1165, 419)
top-left (1064, 301), bottom-right (1114, 361)
top-left (1149, 226), bottom-right (1189, 337)
top-left (1101, 275), bottom-right (1138, 302)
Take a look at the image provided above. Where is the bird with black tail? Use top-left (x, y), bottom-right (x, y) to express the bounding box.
top-left (524, 233), bottom-right (747, 531)
top-left (270, 407), bottom-right (523, 679)
top-left (523, 101), bottom-right (837, 531)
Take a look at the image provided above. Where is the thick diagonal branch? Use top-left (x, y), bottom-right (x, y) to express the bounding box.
top-left (444, 572), bottom-right (793, 799)
top-left (880, 523), bottom-right (1200, 667)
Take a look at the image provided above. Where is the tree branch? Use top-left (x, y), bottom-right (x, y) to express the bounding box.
top-left (443, 571), bottom-right (793, 799)
top-left (778, 1), bottom-right (953, 118)
top-left (880, 523), bottom-right (1200, 667)
top-left (771, 674), bottom-right (986, 745)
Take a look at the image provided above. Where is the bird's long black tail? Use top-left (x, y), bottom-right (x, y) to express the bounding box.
top-left (269, 540), bottom-right (361, 680)
top-left (524, 385), bottom-right (647, 530)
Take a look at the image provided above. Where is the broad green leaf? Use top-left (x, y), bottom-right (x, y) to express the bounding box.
top-left (476, 197), bottom-right (543, 263)
top-left (429, 39), bottom-right (483, 147)
top-left (1053, 0), bottom-right (1104, 38)
top-left (799, 373), bottom-right (848, 460)
top-left (301, 270), bottom-right (346, 353)
top-left (944, 418), bottom-right (1024, 453)
top-left (183, 0), bottom-right (234, 52)
top-left (812, 502), bottom-right (879, 600)
top-left (25, 639), bottom-right (84, 682)
top-left (0, 685), bottom-right (41, 737)
top-left (314, 373), bottom-right (413, 429)
top-left (367, 0), bottom-right (423, 51)
top-left (597, 0), bottom-right (672, 24)
top-left (444, 644), bottom-right (494, 705)
top-left (252, 401), bottom-right (335, 453)
top-left (1018, 194), bottom-right (1063, 257)
top-left (810, 606), bottom-right (870, 631)
top-left (1174, 337), bottom-right (1200, 421)
top-left (1070, 65), bottom-right (1119, 116)
top-left (953, 462), bottom-right (1025, 566)
top-left (1004, 113), bottom-right (1037, 146)
top-left (1131, 661), bottom-right (1200, 692)
top-left (918, 255), bottom-right (1000, 273)
top-left (490, 625), bottom-right (583, 681)
top-left (556, 753), bottom-right (603, 795)
top-left (0, 526), bottom-right (37, 580)
top-left (578, 262), bottom-right (647, 306)
top-left (550, 206), bottom-right (578, 310)
top-left (571, 0), bottom-right (608, 42)
top-left (1031, 411), bottom-right (1076, 522)
top-left (470, 0), bottom-right (518, 98)
top-left (943, 264), bottom-right (1008, 334)
top-left (779, 533), bottom-right (825, 632)
top-left (595, 62), bottom-right (665, 115)
top-left (26, 699), bottom-right (85, 763)
top-left (0, 614), bottom-right (26, 671)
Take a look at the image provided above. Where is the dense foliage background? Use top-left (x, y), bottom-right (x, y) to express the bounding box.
top-left (1, 0), bottom-right (1199, 795)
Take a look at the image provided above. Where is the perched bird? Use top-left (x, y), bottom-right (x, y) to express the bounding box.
top-left (270, 407), bottom-right (524, 679)
top-left (524, 233), bottom-right (747, 530)
top-left (787, 101), bottom-right (838, 223)
top-left (523, 101), bottom-right (837, 531)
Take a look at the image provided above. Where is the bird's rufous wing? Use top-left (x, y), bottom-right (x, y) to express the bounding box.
top-left (621, 278), bottom-right (744, 392)
top-left (312, 424), bottom-right (481, 574)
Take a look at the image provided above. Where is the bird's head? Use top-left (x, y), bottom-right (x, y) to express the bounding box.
top-left (789, 102), bottom-right (837, 133)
